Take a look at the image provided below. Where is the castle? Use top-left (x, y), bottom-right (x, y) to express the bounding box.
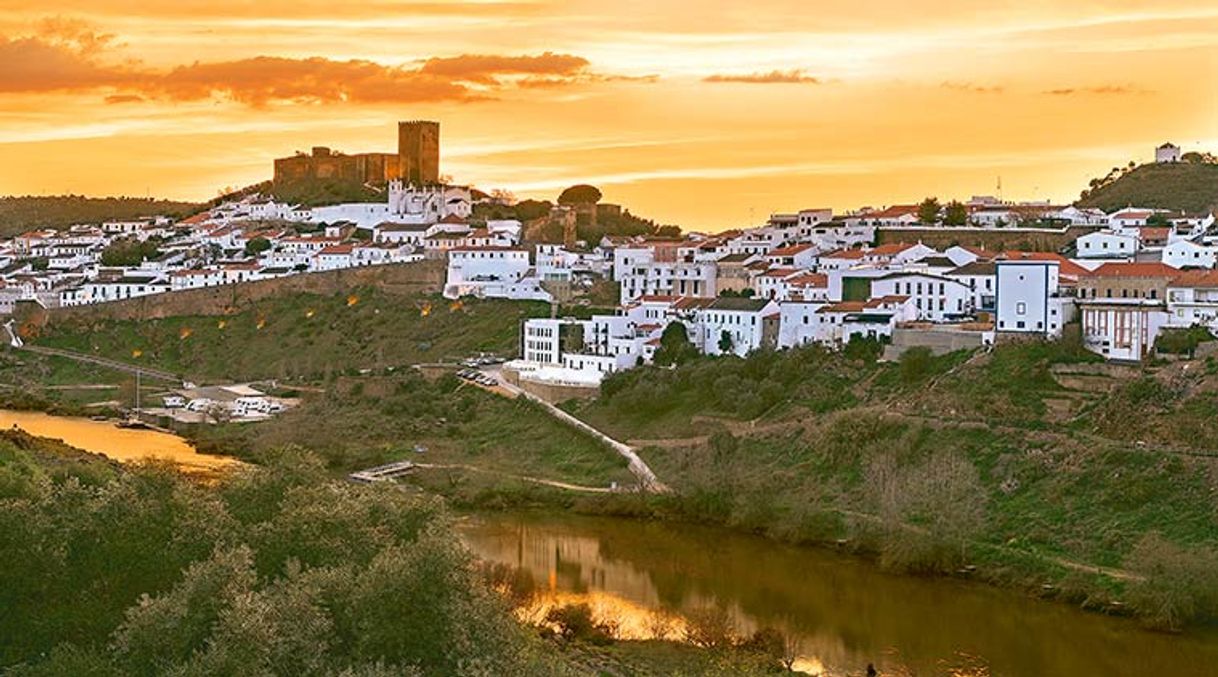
top-left (273, 121), bottom-right (441, 187)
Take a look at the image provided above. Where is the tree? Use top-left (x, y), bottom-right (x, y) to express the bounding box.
top-left (557, 184), bottom-right (602, 205)
top-left (1146, 213), bottom-right (1171, 227)
top-left (718, 330), bottom-right (735, 355)
top-left (244, 236), bottom-right (271, 256)
top-left (917, 197), bottom-right (942, 224)
top-left (653, 322), bottom-right (699, 366)
top-left (943, 200), bottom-right (968, 226)
top-left (100, 237), bottom-right (160, 267)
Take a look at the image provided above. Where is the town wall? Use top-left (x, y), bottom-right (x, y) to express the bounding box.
top-left (875, 225), bottom-right (1102, 252)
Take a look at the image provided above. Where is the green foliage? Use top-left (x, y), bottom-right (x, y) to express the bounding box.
top-left (36, 289), bottom-right (547, 384)
top-left (898, 347), bottom-right (935, 383)
top-left (545, 603), bottom-right (614, 644)
top-left (917, 197), bottom-right (941, 224)
top-left (0, 196), bottom-right (199, 239)
top-left (944, 200), bottom-right (969, 226)
top-left (0, 441), bottom-right (560, 675)
top-left (99, 237), bottom-right (161, 267)
top-left (842, 334), bottom-right (884, 362)
top-left (1077, 161), bottom-right (1218, 213)
top-left (653, 322), bottom-right (699, 366)
top-left (717, 330), bottom-right (734, 354)
top-left (1155, 325), bottom-right (1213, 356)
top-left (244, 236), bottom-right (272, 256)
top-left (557, 184), bottom-right (603, 205)
top-left (1124, 532), bottom-right (1218, 630)
top-left (270, 179), bottom-right (383, 208)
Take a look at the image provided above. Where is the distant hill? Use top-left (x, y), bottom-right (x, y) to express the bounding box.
top-left (1077, 159), bottom-right (1218, 214)
top-left (0, 195), bottom-right (201, 239)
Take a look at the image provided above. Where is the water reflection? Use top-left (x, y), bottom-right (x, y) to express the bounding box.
top-left (459, 512), bottom-right (1218, 677)
top-left (0, 410), bottom-right (237, 475)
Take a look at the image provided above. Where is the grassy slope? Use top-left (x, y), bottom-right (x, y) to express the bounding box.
top-left (21, 289), bottom-right (629, 491)
top-left (1077, 162), bottom-right (1218, 214)
top-left (0, 195), bottom-right (200, 238)
top-left (35, 289), bottom-right (548, 383)
top-left (573, 338), bottom-right (1218, 624)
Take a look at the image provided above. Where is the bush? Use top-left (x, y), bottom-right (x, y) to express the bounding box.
top-left (1124, 532), bottom-right (1218, 630)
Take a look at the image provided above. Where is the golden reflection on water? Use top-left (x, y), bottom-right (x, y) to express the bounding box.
top-left (0, 410), bottom-right (238, 475)
top-left (460, 513), bottom-right (1218, 677)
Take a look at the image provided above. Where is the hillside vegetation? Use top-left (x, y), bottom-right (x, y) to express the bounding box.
top-left (32, 289), bottom-right (547, 383)
top-left (567, 338), bottom-right (1218, 629)
top-left (1077, 160), bottom-right (1218, 214)
top-left (0, 195), bottom-right (200, 238)
top-left (0, 430), bottom-right (796, 676)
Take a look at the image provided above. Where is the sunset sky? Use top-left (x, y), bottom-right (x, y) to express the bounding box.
top-left (1, 1), bottom-right (1216, 230)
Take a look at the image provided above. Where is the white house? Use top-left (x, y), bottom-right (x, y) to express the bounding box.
top-left (694, 297), bottom-right (780, 357)
top-left (1162, 239), bottom-right (1217, 269)
top-left (1166, 270), bottom-right (1218, 331)
top-left (1076, 230), bottom-right (1139, 259)
top-left (995, 260), bottom-right (1068, 337)
top-left (870, 272), bottom-right (972, 321)
top-left (1156, 142), bottom-right (1181, 164)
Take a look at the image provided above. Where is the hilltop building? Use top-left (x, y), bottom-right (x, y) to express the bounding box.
top-left (1156, 142), bottom-right (1181, 164)
top-left (272, 120), bottom-right (441, 186)
top-left (398, 121), bottom-right (440, 185)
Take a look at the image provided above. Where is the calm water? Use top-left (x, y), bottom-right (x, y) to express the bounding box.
top-left (0, 409), bottom-right (237, 474)
top-left (459, 511), bottom-right (1218, 677)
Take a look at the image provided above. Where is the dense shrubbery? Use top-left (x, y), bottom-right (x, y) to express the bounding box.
top-left (100, 236), bottom-right (162, 266)
top-left (599, 345), bottom-right (865, 423)
top-left (1077, 161), bottom-right (1218, 213)
top-left (0, 434), bottom-right (558, 675)
top-left (1155, 326), bottom-right (1214, 356)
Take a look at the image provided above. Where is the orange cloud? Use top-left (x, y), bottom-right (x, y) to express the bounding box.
top-left (940, 81), bottom-right (1005, 94)
top-left (1044, 85), bottom-right (1148, 96)
top-left (0, 26), bottom-right (610, 105)
top-left (703, 69), bottom-right (820, 84)
top-left (417, 52), bottom-right (590, 84)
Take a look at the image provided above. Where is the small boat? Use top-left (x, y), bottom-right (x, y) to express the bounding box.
top-left (116, 418), bottom-right (152, 430)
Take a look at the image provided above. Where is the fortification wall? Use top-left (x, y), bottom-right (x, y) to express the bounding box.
top-left (40, 260), bottom-right (444, 325)
top-left (876, 225), bottom-right (1101, 251)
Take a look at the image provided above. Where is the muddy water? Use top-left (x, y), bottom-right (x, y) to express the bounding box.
top-left (0, 410), bottom-right (236, 474)
top-left (459, 512), bottom-right (1218, 677)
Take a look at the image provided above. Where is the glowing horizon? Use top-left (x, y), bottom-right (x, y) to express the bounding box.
top-left (1, 1), bottom-right (1216, 230)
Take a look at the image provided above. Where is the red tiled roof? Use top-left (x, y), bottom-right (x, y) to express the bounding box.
top-left (768, 243), bottom-right (815, 257)
top-left (1086, 262), bottom-right (1179, 278)
top-left (1170, 270), bottom-right (1218, 288)
top-left (996, 251), bottom-right (1088, 278)
top-left (760, 267), bottom-right (802, 278)
top-left (823, 248), bottom-right (866, 260)
top-left (870, 205), bottom-right (919, 219)
top-left (869, 242), bottom-right (917, 256)
top-left (789, 273), bottom-right (828, 287)
top-left (637, 295), bottom-right (679, 303)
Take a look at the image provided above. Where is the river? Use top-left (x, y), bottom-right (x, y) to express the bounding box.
top-left (459, 511), bottom-right (1218, 677)
top-left (0, 410), bottom-right (237, 474)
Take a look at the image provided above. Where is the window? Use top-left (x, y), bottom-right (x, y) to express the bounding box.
top-left (1016, 302), bottom-right (1027, 315)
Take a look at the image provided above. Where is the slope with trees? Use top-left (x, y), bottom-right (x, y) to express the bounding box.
top-left (0, 196), bottom-right (200, 238)
top-left (1077, 158), bottom-right (1218, 214)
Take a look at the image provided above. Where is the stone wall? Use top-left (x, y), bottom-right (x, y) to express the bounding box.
top-left (876, 225), bottom-right (1101, 252)
top-left (40, 260), bottom-right (444, 325)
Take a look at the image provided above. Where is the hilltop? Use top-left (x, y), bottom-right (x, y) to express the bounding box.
top-left (1076, 159), bottom-right (1218, 214)
top-left (0, 195), bottom-right (201, 238)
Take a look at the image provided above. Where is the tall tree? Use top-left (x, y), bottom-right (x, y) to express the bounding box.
top-left (917, 198), bottom-right (942, 225)
top-left (943, 201), bottom-right (969, 226)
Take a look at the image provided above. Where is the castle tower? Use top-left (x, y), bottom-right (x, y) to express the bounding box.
top-left (398, 121), bottom-right (440, 185)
